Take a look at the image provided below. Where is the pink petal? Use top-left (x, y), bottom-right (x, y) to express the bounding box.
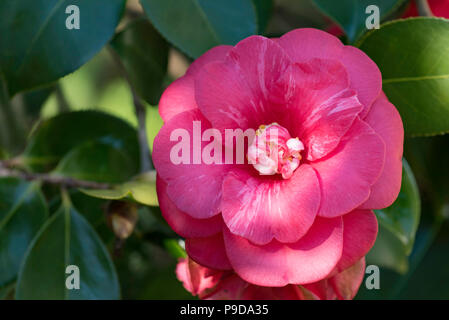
top-left (312, 118), bottom-right (385, 217)
top-left (242, 284), bottom-right (303, 300)
top-left (360, 93), bottom-right (404, 209)
top-left (196, 36), bottom-right (294, 133)
top-left (152, 109), bottom-right (231, 219)
top-left (186, 233), bottom-right (232, 270)
top-left (156, 176), bottom-right (223, 238)
top-left (186, 45), bottom-right (233, 76)
top-left (223, 217), bottom-right (344, 286)
top-left (159, 76), bottom-right (196, 122)
top-left (221, 164), bottom-right (320, 245)
top-left (277, 28), bottom-right (381, 112)
top-left (336, 210), bottom-right (378, 272)
top-left (159, 45), bottom-right (232, 122)
top-left (203, 275), bottom-right (247, 300)
top-left (330, 257), bottom-right (366, 300)
top-left (176, 258), bottom-right (222, 296)
top-left (288, 59), bottom-right (363, 161)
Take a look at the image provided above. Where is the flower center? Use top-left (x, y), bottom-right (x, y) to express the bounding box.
top-left (247, 123), bottom-right (304, 179)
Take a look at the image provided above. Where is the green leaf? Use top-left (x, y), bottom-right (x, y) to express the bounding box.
top-left (252, 0), bottom-right (273, 34)
top-left (110, 19), bottom-right (168, 105)
top-left (22, 110), bottom-right (140, 173)
top-left (357, 18), bottom-right (449, 136)
top-left (0, 0), bottom-right (126, 96)
top-left (376, 159), bottom-right (421, 254)
top-left (368, 159), bottom-right (421, 273)
top-left (81, 171), bottom-right (158, 206)
top-left (312, 0), bottom-right (406, 42)
top-left (140, 0), bottom-right (257, 58)
top-left (0, 178), bottom-right (47, 287)
top-left (15, 194), bottom-right (120, 299)
top-left (53, 141), bottom-right (136, 183)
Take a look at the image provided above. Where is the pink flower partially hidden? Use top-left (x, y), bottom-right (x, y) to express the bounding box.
top-left (176, 257), bottom-right (366, 300)
top-left (153, 28), bottom-right (403, 296)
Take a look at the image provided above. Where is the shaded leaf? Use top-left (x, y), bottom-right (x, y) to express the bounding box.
top-left (140, 0), bottom-right (257, 58)
top-left (15, 194), bottom-right (120, 299)
top-left (22, 110), bottom-right (140, 173)
top-left (0, 178), bottom-right (47, 286)
top-left (0, 0), bottom-right (126, 95)
top-left (312, 0), bottom-right (406, 42)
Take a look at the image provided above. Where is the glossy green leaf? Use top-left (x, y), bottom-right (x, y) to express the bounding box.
top-left (81, 171), bottom-right (158, 206)
top-left (15, 196), bottom-right (120, 299)
top-left (312, 0), bottom-right (406, 42)
top-left (53, 141), bottom-right (136, 183)
top-left (0, 0), bottom-right (126, 96)
top-left (0, 178), bottom-right (47, 286)
top-left (140, 0), bottom-right (257, 58)
top-left (357, 18), bottom-right (449, 136)
top-left (110, 19), bottom-right (168, 105)
top-left (22, 110), bottom-right (140, 172)
top-left (369, 159), bottom-right (421, 273)
top-left (252, 0), bottom-right (273, 34)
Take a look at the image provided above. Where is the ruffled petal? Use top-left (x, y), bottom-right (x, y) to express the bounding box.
top-left (156, 176), bottom-right (223, 238)
top-left (186, 233), bottom-right (232, 270)
top-left (153, 109), bottom-right (231, 219)
top-left (277, 28), bottom-right (381, 112)
top-left (312, 118), bottom-right (385, 217)
top-left (159, 45), bottom-right (232, 122)
top-left (360, 93), bottom-right (404, 209)
top-left (196, 36), bottom-right (294, 133)
top-left (222, 164), bottom-right (320, 245)
top-left (336, 210), bottom-right (378, 271)
top-left (223, 217), bottom-right (343, 286)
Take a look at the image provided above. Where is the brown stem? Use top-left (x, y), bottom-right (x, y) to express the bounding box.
top-left (0, 162), bottom-right (111, 189)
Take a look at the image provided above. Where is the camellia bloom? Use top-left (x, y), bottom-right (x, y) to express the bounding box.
top-left (176, 257), bottom-right (366, 300)
top-left (153, 28), bottom-right (403, 297)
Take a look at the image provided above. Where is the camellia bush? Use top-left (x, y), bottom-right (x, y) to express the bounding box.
top-left (0, 0), bottom-right (449, 300)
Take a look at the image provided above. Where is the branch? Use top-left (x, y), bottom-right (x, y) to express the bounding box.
top-left (416, 0), bottom-right (433, 17)
top-left (0, 164), bottom-right (111, 189)
top-left (108, 46), bottom-right (153, 172)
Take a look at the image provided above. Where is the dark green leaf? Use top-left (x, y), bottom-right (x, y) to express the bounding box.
top-left (140, 0), bottom-right (257, 58)
top-left (15, 195), bottom-right (120, 299)
top-left (357, 18), bottom-right (449, 136)
top-left (110, 19), bottom-right (168, 105)
top-left (22, 110), bottom-right (140, 173)
top-left (252, 0), bottom-right (273, 34)
top-left (0, 178), bottom-right (47, 286)
top-left (0, 0), bottom-right (126, 95)
top-left (312, 0), bottom-right (406, 42)
top-left (53, 141), bottom-right (136, 183)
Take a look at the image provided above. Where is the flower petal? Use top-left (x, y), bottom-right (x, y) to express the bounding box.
top-left (186, 233), bottom-right (232, 270)
top-left (223, 217), bottom-right (343, 286)
top-left (336, 210), bottom-right (378, 271)
top-left (330, 258), bottom-right (366, 300)
top-left (222, 164), bottom-right (320, 245)
top-left (288, 59), bottom-right (363, 161)
top-left (196, 36), bottom-right (293, 132)
top-left (153, 109), bottom-right (231, 219)
top-left (176, 257), bottom-right (222, 296)
top-left (156, 176), bottom-right (223, 238)
top-left (360, 93), bottom-right (404, 209)
top-left (312, 118), bottom-right (385, 217)
top-left (278, 28), bottom-right (381, 112)
top-left (159, 45), bottom-right (232, 122)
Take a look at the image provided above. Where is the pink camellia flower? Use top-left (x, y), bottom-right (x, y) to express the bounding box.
top-left (176, 257), bottom-right (366, 300)
top-left (153, 28), bottom-right (403, 296)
